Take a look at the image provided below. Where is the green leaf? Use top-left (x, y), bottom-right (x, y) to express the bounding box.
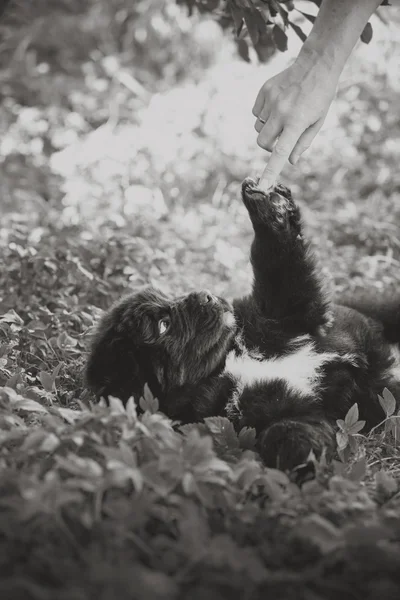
top-left (20, 430), bottom-right (48, 452)
top-left (336, 430), bottom-right (348, 451)
top-left (14, 398), bottom-right (48, 414)
top-left (57, 407), bottom-right (82, 423)
top-left (125, 396), bottom-right (138, 422)
top-left (119, 440), bottom-right (137, 467)
top-left (180, 422), bottom-right (209, 437)
top-left (238, 426), bottom-right (257, 450)
top-left (336, 418), bottom-right (346, 431)
top-left (39, 370), bottom-right (55, 392)
top-left (243, 8), bottom-right (267, 48)
top-left (139, 383), bottom-right (159, 413)
top-left (182, 471), bottom-right (196, 494)
top-left (347, 456), bottom-right (367, 481)
top-left (265, 467), bottom-right (290, 487)
top-left (288, 19), bottom-right (307, 42)
top-left (204, 416), bottom-right (239, 449)
top-left (0, 309), bottom-right (24, 326)
top-left (269, 0), bottom-right (278, 17)
top-left (332, 460), bottom-right (346, 477)
top-left (347, 420), bottom-right (366, 435)
top-left (276, 3), bottom-right (289, 26)
top-left (237, 38), bottom-right (250, 62)
top-left (344, 403), bottom-right (359, 428)
top-left (296, 514), bottom-right (341, 554)
top-left (297, 10), bottom-right (316, 24)
top-left (182, 430), bottom-right (230, 477)
top-left (234, 456), bottom-right (262, 489)
top-left (259, 471), bottom-right (284, 501)
top-left (39, 433), bottom-right (60, 453)
top-left (230, 2), bottom-right (244, 37)
top-left (108, 395), bottom-right (126, 414)
top-left (207, 533), bottom-right (268, 582)
top-left (272, 24), bottom-right (288, 52)
top-left (178, 500), bottom-right (210, 557)
top-left (183, 430), bottom-right (214, 466)
top-left (375, 469), bottom-right (398, 495)
top-left (391, 418), bottom-right (400, 445)
top-left (338, 444), bottom-right (352, 464)
top-left (378, 388), bottom-right (396, 417)
top-left (361, 22), bottom-right (373, 44)
top-left (384, 417), bottom-right (394, 435)
top-left (52, 362), bottom-right (63, 379)
top-left (57, 331), bottom-right (78, 350)
top-left (56, 455), bottom-right (103, 479)
top-left (348, 435), bottom-right (359, 452)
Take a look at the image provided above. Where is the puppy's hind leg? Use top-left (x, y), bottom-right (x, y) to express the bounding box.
top-left (339, 289), bottom-right (400, 344)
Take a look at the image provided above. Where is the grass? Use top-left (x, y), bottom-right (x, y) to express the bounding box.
top-left (0, 1), bottom-right (400, 598)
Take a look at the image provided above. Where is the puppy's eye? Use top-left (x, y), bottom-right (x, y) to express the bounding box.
top-left (158, 317), bottom-right (171, 335)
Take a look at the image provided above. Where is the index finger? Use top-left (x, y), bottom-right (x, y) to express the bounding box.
top-left (258, 126), bottom-right (303, 191)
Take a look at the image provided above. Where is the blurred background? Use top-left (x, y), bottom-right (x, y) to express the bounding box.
top-left (0, 0), bottom-right (399, 316)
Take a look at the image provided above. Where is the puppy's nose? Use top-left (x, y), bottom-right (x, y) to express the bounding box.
top-left (198, 290), bottom-right (215, 305)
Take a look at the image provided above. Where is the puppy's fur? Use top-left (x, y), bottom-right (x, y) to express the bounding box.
top-left (85, 179), bottom-right (400, 470)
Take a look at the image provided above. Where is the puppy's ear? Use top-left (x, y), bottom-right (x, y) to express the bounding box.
top-left (85, 315), bottom-right (144, 404)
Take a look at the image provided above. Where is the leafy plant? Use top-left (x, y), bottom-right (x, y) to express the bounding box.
top-left (378, 387), bottom-right (400, 441)
top-left (336, 403), bottom-right (366, 462)
top-left (176, 0), bottom-right (383, 62)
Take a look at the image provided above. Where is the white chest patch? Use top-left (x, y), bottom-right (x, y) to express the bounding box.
top-left (224, 342), bottom-right (347, 398)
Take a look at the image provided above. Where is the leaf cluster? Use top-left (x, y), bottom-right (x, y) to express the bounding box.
top-left (176, 0), bottom-right (380, 62)
top-left (1, 385), bottom-right (400, 598)
top-left (336, 389), bottom-right (400, 463)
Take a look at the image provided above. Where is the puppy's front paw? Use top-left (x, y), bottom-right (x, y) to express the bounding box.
top-left (241, 177), bottom-right (301, 236)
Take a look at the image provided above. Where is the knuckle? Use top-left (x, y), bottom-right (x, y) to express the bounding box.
top-left (276, 102), bottom-right (290, 117)
top-left (261, 81), bottom-right (271, 93)
top-left (274, 143), bottom-right (291, 158)
top-left (262, 167), bottom-right (275, 180)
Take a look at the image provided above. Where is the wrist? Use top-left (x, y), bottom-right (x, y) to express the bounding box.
top-left (295, 43), bottom-right (343, 80)
top-left (296, 0), bottom-right (383, 77)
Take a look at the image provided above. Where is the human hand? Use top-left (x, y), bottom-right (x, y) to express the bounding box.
top-left (253, 54), bottom-right (339, 190)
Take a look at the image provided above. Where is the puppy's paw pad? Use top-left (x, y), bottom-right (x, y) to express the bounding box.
top-left (241, 177), bottom-right (301, 236)
top-left (241, 177), bottom-right (268, 202)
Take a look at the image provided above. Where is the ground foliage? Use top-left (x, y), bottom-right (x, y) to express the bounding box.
top-left (1, 0), bottom-right (400, 598)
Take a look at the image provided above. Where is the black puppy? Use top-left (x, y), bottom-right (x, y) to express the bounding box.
top-left (85, 178), bottom-right (400, 470)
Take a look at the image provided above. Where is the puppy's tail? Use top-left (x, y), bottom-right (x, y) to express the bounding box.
top-left (339, 289), bottom-right (400, 344)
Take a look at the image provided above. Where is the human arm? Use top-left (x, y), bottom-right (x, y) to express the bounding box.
top-left (254, 0), bottom-right (385, 191)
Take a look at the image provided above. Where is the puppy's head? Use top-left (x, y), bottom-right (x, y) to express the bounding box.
top-left (85, 286), bottom-right (236, 409)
